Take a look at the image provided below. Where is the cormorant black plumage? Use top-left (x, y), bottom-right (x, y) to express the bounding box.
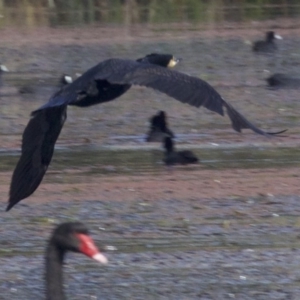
top-left (6, 53), bottom-right (286, 211)
top-left (163, 137), bottom-right (198, 165)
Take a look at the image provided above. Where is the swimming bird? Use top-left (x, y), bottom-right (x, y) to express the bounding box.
top-left (163, 136), bottom-right (198, 165)
top-left (45, 222), bottom-right (107, 300)
top-left (252, 31), bottom-right (282, 53)
top-left (266, 73), bottom-right (300, 89)
top-left (6, 53), bottom-right (286, 211)
top-left (146, 110), bottom-right (175, 142)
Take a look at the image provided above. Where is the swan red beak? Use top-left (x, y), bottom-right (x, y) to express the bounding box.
top-left (77, 233), bottom-right (108, 264)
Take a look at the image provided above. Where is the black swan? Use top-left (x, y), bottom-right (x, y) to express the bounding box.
top-left (45, 222), bottom-right (107, 300)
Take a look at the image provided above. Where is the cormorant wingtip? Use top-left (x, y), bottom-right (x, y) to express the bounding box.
top-left (265, 129), bottom-right (288, 136)
top-left (6, 202), bottom-right (13, 212)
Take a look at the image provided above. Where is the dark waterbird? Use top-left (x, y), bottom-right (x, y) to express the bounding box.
top-left (146, 110), bottom-right (175, 142)
top-left (7, 53), bottom-right (286, 211)
top-left (45, 222), bottom-right (107, 300)
top-left (266, 73), bottom-right (300, 89)
top-left (163, 136), bottom-right (198, 165)
top-left (252, 31), bottom-right (282, 53)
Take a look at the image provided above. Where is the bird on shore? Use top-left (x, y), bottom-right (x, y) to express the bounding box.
top-left (252, 31), bottom-right (282, 53)
top-left (163, 136), bottom-right (198, 165)
top-left (6, 53), bottom-right (286, 211)
top-left (45, 222), bottom-right (107, 300)
top-left (146, 110), bottom-right (174, 142)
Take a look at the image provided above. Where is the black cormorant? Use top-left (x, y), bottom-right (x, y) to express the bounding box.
top-left (252, 31), bottom-right (282, 53)
top-left (45, 222), bottom-right (107, 299)
top-left (6, 53), bottom-right (285, 211)
top-left (146, 110), bottom-right (175, 142)
top-left (163, 136), bottom-right (198, 165)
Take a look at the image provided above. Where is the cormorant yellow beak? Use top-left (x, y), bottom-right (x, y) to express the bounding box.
top-left (167, 56), bottom-right (182, 68)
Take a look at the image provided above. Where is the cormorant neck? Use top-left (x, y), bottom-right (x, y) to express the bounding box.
top-left (45, 242), bottom-right (66, 300)
top-left (165, 144), bottom-right (173, 153)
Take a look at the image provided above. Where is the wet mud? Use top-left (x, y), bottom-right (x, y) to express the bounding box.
top-left (1, 22), bottom-right (300, 299)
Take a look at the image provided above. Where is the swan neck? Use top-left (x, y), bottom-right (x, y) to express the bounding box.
top-left (45, 242), bottom-right (66, 300)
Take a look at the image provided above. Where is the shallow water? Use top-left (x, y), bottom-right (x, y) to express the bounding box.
top-left (1, 144), bottom-right (300, 177)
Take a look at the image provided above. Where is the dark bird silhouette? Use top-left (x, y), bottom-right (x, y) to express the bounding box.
top-left (45, 222), bottom-right (107, 300)
top-left (252, 31), bottom-right (282, 53)
top-left (6, 53), bottom-right (286, 211)
top-left (266, 73), bottom-right (300, 89)
top-left (163, 136), bottom-right (198, 165)
top-left (146, 110), bottom-right (175, 142)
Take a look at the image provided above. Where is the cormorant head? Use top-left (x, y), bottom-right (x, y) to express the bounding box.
top-left (158, 111), bottom-right (166, 119)
top-left (137, 53), bottom-right (181, 68)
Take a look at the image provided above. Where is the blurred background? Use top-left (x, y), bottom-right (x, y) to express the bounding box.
top-left (1, 0), bottom-right (300, 27)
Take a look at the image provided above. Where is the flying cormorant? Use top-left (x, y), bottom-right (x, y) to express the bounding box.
top-left (6, 53), bottom-right (285, 211)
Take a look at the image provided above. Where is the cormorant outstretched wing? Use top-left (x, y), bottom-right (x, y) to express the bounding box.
top-left (93, 58), bottom-right (285, 136)
top-left (7, 106), bottom-right (67, 211)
